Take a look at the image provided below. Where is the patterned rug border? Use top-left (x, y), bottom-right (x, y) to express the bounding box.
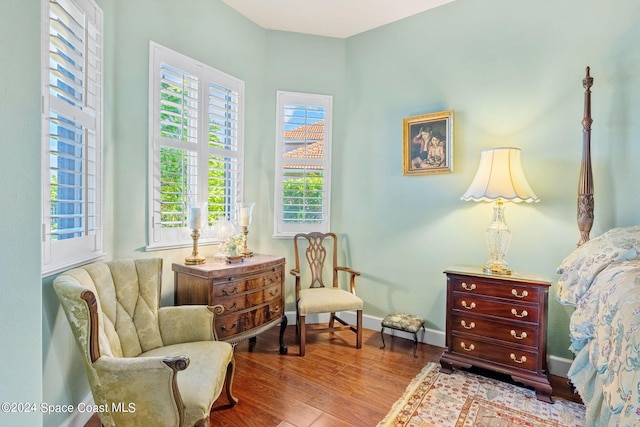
top-left (377, 363), bottom-right (586, 427)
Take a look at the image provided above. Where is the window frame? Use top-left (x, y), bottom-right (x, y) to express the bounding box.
top-left (41, 0), bottom-right (104, 276)
top-left (273, 91), bottom-right (333, 238)
top-left (147, 42), bottom-right (245, 250)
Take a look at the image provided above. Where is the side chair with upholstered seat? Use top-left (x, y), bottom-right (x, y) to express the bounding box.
top-left (290, 232), bottom-right (363, 356)
top-left (53, 258), bottom-right (237, 427)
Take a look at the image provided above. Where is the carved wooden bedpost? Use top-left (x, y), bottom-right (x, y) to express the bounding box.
top-left (577, 67), bottom-right (594, 246)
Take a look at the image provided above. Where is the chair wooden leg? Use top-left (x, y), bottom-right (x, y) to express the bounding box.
top-left (300, 315), bottom-right (306, 356)
top-left (356, 310), bottom-right (363, 349)
top-left (225, 357), bottom-right (239, 406)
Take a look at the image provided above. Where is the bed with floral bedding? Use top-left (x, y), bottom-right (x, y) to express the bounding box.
top-left (556, 225), bottom-right (640, 426)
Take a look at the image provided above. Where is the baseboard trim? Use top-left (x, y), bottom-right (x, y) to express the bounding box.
top-left (285, 311), bottom-right (573, 378)
top-left (59, 393), bottom-right (94, 427)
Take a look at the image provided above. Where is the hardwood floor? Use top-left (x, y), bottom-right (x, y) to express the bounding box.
top-left (86, 325), bottom-right (582, 426)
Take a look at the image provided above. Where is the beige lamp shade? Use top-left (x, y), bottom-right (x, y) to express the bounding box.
top-left (461, 147), bottom-right (539, 203)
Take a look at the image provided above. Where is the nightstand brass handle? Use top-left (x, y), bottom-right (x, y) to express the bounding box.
top-left (511, 289), bottom-right (528, 298)
top-left (461, 282), bottom-right (476, 291)
top-left (461, 301), bottom-right (476, 310)
top-left (511, 308), bottom-right (528, 318)
top-left (460, 342), bottom-right (475, 351)
top-left (510, 330), bottom-right (527, 340)
top-left (460, 320), bottom-right (475, 329)
top-left (510, 353), bottom-right (527, 364)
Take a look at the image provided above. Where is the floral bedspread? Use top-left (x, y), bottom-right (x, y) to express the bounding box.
top-left (555, 225), bottom-right (640, 426)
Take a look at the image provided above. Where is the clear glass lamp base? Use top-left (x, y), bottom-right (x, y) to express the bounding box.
top-left (484, 201), bottom-right (512, 275)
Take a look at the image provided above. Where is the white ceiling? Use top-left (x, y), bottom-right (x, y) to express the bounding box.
top-left (221, 0), bottom-right (456, 39)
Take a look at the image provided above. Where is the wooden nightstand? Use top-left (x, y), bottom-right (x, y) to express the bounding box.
top-left (172, 254), bottom-right (287, 354)
top-left (439, 265), bottom-right (553, 402)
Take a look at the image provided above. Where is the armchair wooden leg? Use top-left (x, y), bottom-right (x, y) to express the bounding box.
top-left (356, 310), bottom-right (363, 349)
top-left (300, 315), bottom-right (306, 356)
top-left (225, 357), bottom-right (239, 406)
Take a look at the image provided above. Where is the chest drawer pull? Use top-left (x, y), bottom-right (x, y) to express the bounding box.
top-left (461, 301), bottom-right (476, 310)
top-left (460, 342), bottom-right (475, 352)
top-left (268, 289), bottom-right (279, 297)
top-left (460, 320), bottom-right (475, 329)
top-left (511, 289), bottom-right (529, 298)
top-left (222, 286), bottom-right (239, 296)
top-left (269, 305), bottom-right (281, 314)
top-left (221, 322), bottom-right (238, 331)
top-left (461, 282), bottom-right (476, 291)
top-left (223, 302), bottom-right (238, 311)
top-left (510, 330), bottom-right (527, 340)
top-left (511, 308), bottom-right (528, 318)
top-left (510, 353), bottom-right (527, 364)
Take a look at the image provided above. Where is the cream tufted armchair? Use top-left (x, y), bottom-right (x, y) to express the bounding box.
top-left (53, 258), bottom-right (237, 427)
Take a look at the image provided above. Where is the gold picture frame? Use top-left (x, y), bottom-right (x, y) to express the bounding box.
top-left (403, 110), bottom-right (454, 175)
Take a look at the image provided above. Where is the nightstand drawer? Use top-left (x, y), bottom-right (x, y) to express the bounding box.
top-left (441, 266), bottom-right (552, 401)
top-left (450, 276), bottom-right (540, 303)
top-left (451, 313), bottom-right (538, 347)
top-left (450, 335), bottom-right (538, 372)
top-left (452, 293), bottom-right (539, 323)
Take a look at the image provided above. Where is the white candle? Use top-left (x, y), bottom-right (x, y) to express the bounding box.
top-left (239, 208), bottom-right (249, 226)
top-left (189, 207), bottom-right (202, 229)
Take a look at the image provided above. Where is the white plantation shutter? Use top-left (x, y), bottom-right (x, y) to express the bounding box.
top-left (42, 0), bottom-right (104, 276)
top-left (274, 91), bottom-right (332, 237)
top-left (148, 42), bottom-right (244, 249)
top-left (207, 81), bottom-right (242, 219)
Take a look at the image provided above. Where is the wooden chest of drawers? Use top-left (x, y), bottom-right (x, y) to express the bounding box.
top-left (439, 265), bottom-right (552, 402)
top-left (172, 254), bottom-right (287, 354)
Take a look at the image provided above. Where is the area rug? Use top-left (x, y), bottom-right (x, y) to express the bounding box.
top-left (378, 363), bottom-right (585, 427)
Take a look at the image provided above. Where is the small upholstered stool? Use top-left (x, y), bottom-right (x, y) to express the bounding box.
top-left (380, 313), bottom-right (425, 358)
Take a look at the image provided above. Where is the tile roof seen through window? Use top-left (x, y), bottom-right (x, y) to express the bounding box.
top-left (283, 121), bottom-right (324, 170)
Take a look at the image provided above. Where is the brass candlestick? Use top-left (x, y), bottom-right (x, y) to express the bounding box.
top-left (239, 225), bottom-right (253, 257)
top-left (185, 228), bottom-right (206, 265)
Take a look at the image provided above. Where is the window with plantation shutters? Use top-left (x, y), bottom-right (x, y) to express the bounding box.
top-left (274, 91), bottom-right (332, 237)
top-left (41, 0), bottom-right (104, 276)
top-left (148, 42), bottom-right (244, 249)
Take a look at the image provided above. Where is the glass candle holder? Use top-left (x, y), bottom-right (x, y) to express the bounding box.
top-left (236, 202), bottom-right (255, 257)
top-left (185, 203), bottom-right (207, 265)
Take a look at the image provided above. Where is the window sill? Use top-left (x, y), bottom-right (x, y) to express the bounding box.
top-left (145, 239), bottom-right (220, 252)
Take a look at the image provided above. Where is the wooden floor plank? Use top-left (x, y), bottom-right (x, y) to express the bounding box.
top-left (85, 325), bottom-right (582, 427)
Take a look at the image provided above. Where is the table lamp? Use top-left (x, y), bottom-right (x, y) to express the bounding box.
top-left (461, 147), bottom-right (539, 275)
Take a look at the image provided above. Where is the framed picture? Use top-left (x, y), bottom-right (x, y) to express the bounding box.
top-left (403, 110), bottom-right (454, 175)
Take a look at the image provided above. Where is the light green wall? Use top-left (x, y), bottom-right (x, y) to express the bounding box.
top-left (340, 0), bottom-right (640, 361)
top-left (0, 0), bottom-right (44, 425)
top-left (0, 0), bottom-right (632, 425)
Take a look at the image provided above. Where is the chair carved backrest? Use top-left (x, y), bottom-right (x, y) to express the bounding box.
top-left (294, 232), bottom-right (338, 289)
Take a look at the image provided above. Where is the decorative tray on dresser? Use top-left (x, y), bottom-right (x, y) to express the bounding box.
top-left (439, 265), bottom-right (553, 402)
top-left (172, 254), bottom-right (287, 354)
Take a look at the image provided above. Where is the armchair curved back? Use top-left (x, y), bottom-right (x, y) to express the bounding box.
top-left (54, 258), bottom-right (165, 360)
